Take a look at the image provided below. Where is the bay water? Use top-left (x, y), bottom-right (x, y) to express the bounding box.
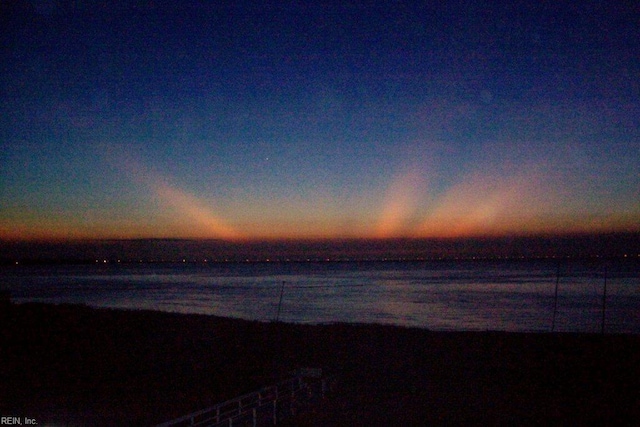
top-left (2, 259), bottom-right (638, 333)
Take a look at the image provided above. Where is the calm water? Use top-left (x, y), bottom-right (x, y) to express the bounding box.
top-left (2, 260), bottom-right (639, 333)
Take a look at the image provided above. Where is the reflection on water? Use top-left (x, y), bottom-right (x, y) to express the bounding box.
top-left (1, 260), bottom-right (638, 333)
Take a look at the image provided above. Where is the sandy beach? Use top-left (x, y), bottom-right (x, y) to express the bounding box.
top-left (1, 302), bottom-right (639, 426)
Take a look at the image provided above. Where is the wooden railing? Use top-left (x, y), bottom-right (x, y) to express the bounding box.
top-left (154, 368), bottom-right (331, 427)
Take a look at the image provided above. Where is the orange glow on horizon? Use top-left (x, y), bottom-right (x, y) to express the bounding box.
top-left (1, 211), bottom-right (639, 242)
top-left (2, 145), bottom-right (638, 242)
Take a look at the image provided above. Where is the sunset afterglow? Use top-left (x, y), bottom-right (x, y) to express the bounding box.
top-left (1, 1), bottom-right (639, 245)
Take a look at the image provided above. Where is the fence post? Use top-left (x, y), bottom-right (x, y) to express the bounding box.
top-left (252, 408), bottom-right (257, 427)
top-left (296, 377), bottom-right (302, 412)
top-left (275, 280), bottom-right (285, 322)
top-left (551, 261), bottom-right (560, 332)
top-left (291, 387), bottom-right (295, 416)
top-left (601, 265), bottom-right (608, 334)
top-left (273, 400), bottom-right (277, 425)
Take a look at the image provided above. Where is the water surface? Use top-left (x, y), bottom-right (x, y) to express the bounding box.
top-left (2, 260), bottom-right (638, 333)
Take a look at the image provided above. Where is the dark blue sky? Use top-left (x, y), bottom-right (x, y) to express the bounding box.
top-left (1, 1), bottom-right (639, 240)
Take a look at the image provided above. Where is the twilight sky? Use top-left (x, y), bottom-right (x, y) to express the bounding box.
top-left (1, 1), bottom-right (639, 241)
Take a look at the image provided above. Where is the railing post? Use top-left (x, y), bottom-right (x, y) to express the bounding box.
top-left (154, 368), bottom-right (328, 427)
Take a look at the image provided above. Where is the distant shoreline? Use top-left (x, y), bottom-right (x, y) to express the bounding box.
top-left (2, 232), bottom-right (640, 265)
top-left (3, 253), bottom-right (640, 266)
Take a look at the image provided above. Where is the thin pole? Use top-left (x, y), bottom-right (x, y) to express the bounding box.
top-left (552, 261), bottom-right (560, 332)
top-left (276, 280), bottom-right (285, 322)
top-left (601, 266), bottom-right (607, 334)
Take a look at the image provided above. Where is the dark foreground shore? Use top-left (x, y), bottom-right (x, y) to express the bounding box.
top-left (1, 303), bottom-right (639, 426)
